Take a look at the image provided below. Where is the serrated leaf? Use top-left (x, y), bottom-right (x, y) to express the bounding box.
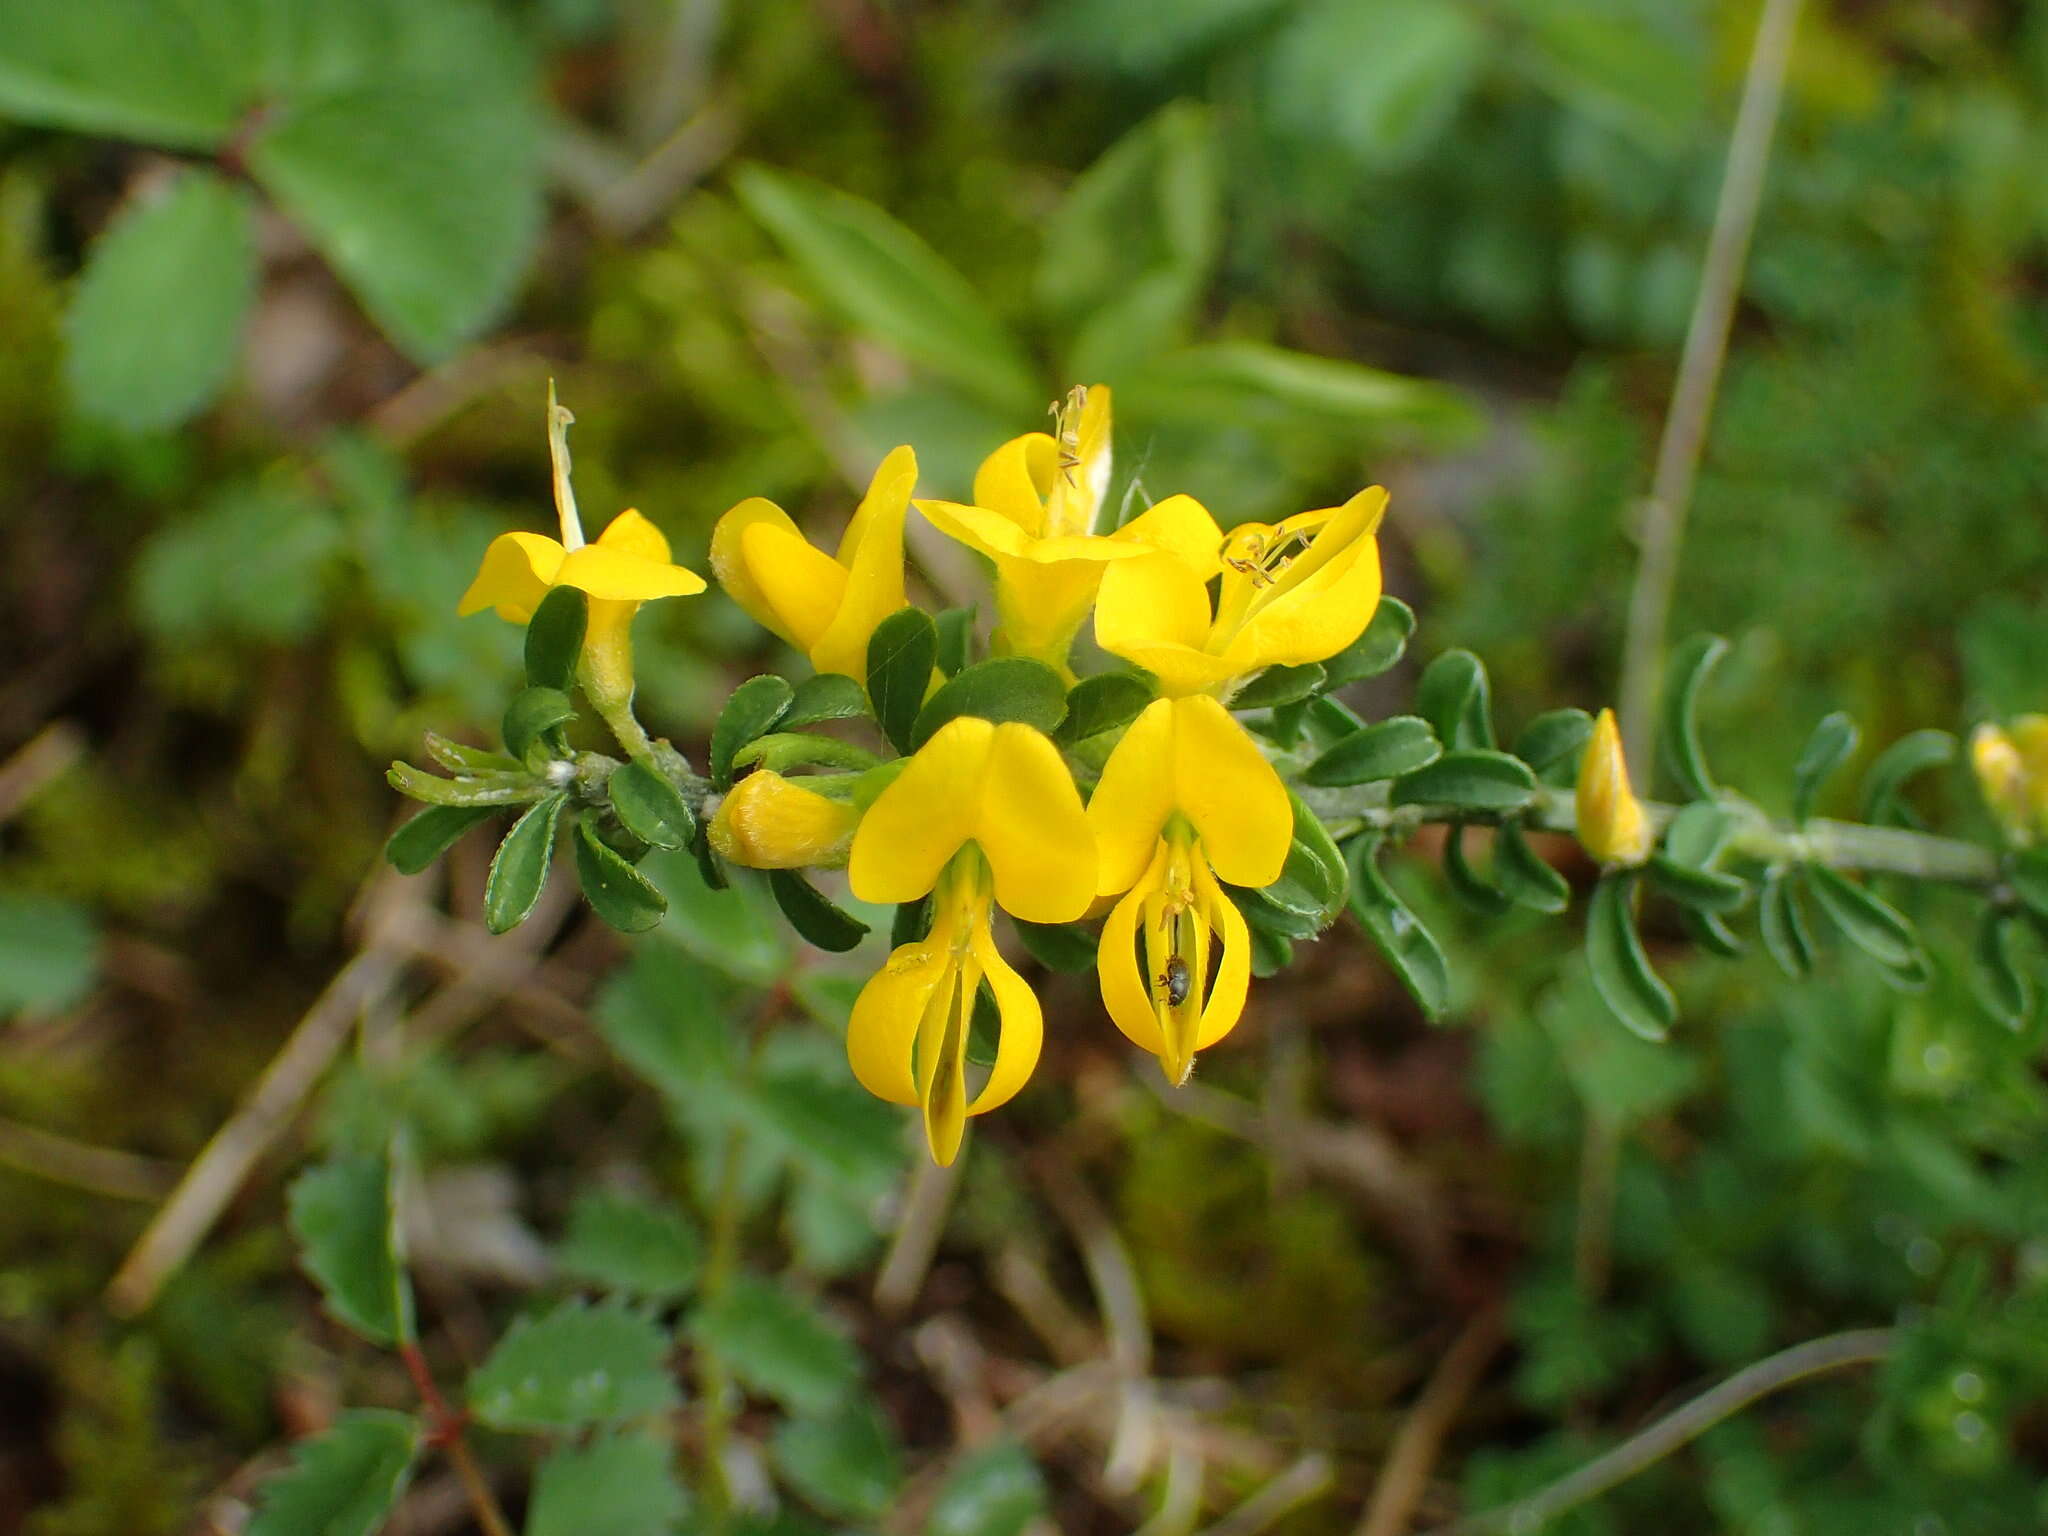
top-left (774, 1396), bottom-right (903, 1523)
top-left (712, 675), bottom-right (796, 789)
top-left (1303, 715), bottom-right (1441, 786)
top-left (734, 164), bottom-right (1037, 412)
top-left (1792, 712), bottom-right (1860, 823)
top-left (1056, 672), bottom-right (1157, 744)
top-left (747, 1065), bottom-right (905, 1197)
top-left (1322, 595), bottom-right (1415, 688)
top-left (1389, 750), bottom-right (1535, 813)
top-left (468, 1299), bottom-right (680, 1431)
top-left (558, 1190), bottom-right (702, 1301)
top-left (527, 1433), bottom-right (687, 1536)
top-left (910, 657), bottom-right (1067, 749)
top-left (1414, 650), bottom-right (1495, 749)
top-left (783, 672), bottom-right (869, 727)
top-left (867, 607), bottom-right (939, 755)
top-left (524, 584), bottom-right (588, 691)
top-left (1805, 864), bottom-right (1925, 982)
top-left (65, 169), bottom-right (255, 431)
top-left (1971, 910), bottom-right (2031, 1030)
top-left (0, 892), bottom-right (100, 1016)
top-left (287, 1156), bottom-right (413, 1346)
top-left (1013, 919), bottom-right (1098, 973)
top-left (385, 804), bottom-right (497, 876)
top-left (245, 1411), bottom-right (419, 1536)
top-left (1585, 872), bottom-right (1675, 1042)
top-left (691, 1275), bottom-right (860, 1414)
top-left (574, 820), bottom-right (668, 934)
top-left (1494, 821), bottom-right (1570, 914)
top-left (1346, 836), bottom-right (1450, 1019)
top-left (608, 758), bottom-right (696, 851)
top-left (485, 793), bottom-right (566, 934)
top-left (768, 869), bottom-right (870, 953)
top-left (1860, 728), bottom-right (1955, 829)
top-left (926, 1439), bottom-right (1049, 1536)
top-left (1513, 708), bottom-right (1596, 776)
top-left (1230, 662), bottom-right (1324, 710)
top-left (1660, 634), bottom-right (1726, 801)
top-left (1758, 870), bottom-right (1814, 979)
top-left (503, 686), bottom-right (576, 764)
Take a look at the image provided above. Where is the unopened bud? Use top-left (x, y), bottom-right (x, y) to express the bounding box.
top-left (1576, 708), bottom-right (1654, 866)
top-left (709, 771), bottom-right (859, 869)
top-left (1972, 721), bottom-right (2035, 845)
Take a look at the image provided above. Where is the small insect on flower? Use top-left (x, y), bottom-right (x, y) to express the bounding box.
top-left (1157, 955), bottom-right (1192, 1009)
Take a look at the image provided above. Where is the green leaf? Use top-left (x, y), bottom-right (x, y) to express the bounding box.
top-left (65, 169), bottom-right (255, 431)
top-left (1508, 0), bottom-right (1704, 149)
top-left (1122, 341), bottom-right (1476, 438)
top-left (1272, 788), bottom-right (1350, 925)
top-left (690, 1274), bottom-right (860, 1415)
top-left (468, 1299), bottom-right (680, 1431)
top-left (783, 672), bottom-right (869, 728)
top-left (385, 804), bottom-right (497, 876)
top-left (1680, 905), bottom-right (1744, 958)
top-left (1346, 836), bottom-right (1450, 1020)
top-left (1971, 910), bottom-right (2031, 1031)
top-left (1414, 649), bottom-right (1494, 750)
top-left (773, 1396), bottom-right (903, 1523)
top-left (1585, 872), bottom-right (1675, 1042)
top-left (0, 891), bottom-right (100, 1016)
top-left (1758, 871), bottom-right (1814, 979)
top-left (1792, 712), bottom-right (1860, 823)
top-left (557, 1190), bottom-right (702, 1302)
top-left (422, 732), bottom-right (521, 776)
top-left (1859, 729), bottom-right (1955, 829)
top-left (0, 2), bottom-right (246, 145)
top-left (1231, 662), bottom-right (1325, 710)
top-left (286, 1155), bottom-right (413, 1346)
top-left (1659, 801), bottom-right (1732, 868)
top-left (527, 1433), bottom-right (687, 1536)
top-left (1239, 883), bottom-right (1326, 940)
top-left (1013, 920), bottom-right (1098, 973)
top-left (734, 164), bottom-right (1038, 412)
top-left (1056, 672), bottom-right (1157, 744)
top-left (1493, 821), bottom-right (1571, 914)
top-left (1303, 715), bottom-right (1440, 786)
top-left (1646, 855), bottom-right (1749, 913)
top-left (1248, 922), bottom-right (1293, 977)
top-left (1805, 864), bottom-right (1926, 983)
top-left (1442, 823), bottom-right (1513, 916)
top-left (2010, 847), bottom-right (2048, 922)
top-left (250, 82), bottom-right (543, 361)
top-left (134, 480), bottom-right (345, 642)
top-left (926, 1440), bottom-right (1049, 1536)
top-left (747, 1063), bottom-right (904, 1197)
top-left (867, 607), bottom-right (939, 756)
top-left (1513, 708), bottom-right (1596, 777)
top-left (934, 605), bottom-right (976, 676)
top-left (1660, 634), bottom-right (1726, 802)
top-left (575, 821), bottom-right (668, 934)
top-left (1266, 0), bottom-right (1486, 172)
top-left (893, 898), bottom-right (933, 949)
top-left (1322, 596), bottom-right (1415, 688)
top-left (608, 759), bottom-right (697, 851)
top-left (485, 794), bottom-right (566, 934)
top-left (712, 675), bottom-right (796, 789)
top-left (643, 850), bottom-right (789, 985)
top-left (524, 584), bottom-right (588, 692)
top-left (503, 687), bottom-right (576, 764)
top-left (245, 1410), bottom-right (419, 1536)
top-left (768, 869), bottom-right (870, 953)
top-left (1389, 750), bottom-right (1536, 813)
top-left (910, 657), bottom-right (1067, 749)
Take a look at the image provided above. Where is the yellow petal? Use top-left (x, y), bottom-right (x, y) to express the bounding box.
top-left (972, 432), bottom-right (1057, 536)
top-left (966, 919), bottom-right (1043, 1115)
top-left (1096, 852), bottom-right (1168, 1055)
top-left (1094, 548), bottom-right (1216, 666)
top-left (581, 599), bottom-right (639, 708)
top-left (1043, 383), bottom-right (1113, 537)
top-left (847, 939), bottom-right (946, 1107)
top-left (1113, 493), bottom-right (1224, 579)
top-left (974, 723), bottom-right (1095, 922)
top-left (457, 531), bottom-right (566, 620)
top-left (594, 507), bottom-right (673, 563)
top-left (988, 554), bottom-right (1108, 674)
top-left (1221, 487), bottom-right (1385, 672)
top-left (709, 772), bottom-right (860, 869)
top-left (1171, 696), bottom-right (1291, 889)
top-left (1576, 707), bottom-right (1654, 865)
top-left (847, 717), bottom-right (992, 904)
top-left (814, 446), bottom-right (916, 678)
top-left (740, 521), bottom-right (849, 655)
top-left (1087, 699), bottom-right (1177, 896)
top-left (918, 962), bottom-right (970, 1167)
top-left (555, 542), bottom-right (708, 602)
top-left (710, 496), bottom-right (804, 633)
top-left (1192, 853), bottom-right (1252, 1052)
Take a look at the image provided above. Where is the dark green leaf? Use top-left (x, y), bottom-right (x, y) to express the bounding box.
top-left (1248, 923), bottom-right (1294, 977)
top-left (574, 821), bottom-right (667, 934)
top-left (934, 605), bottom-right (976, 676)
top-left (65, 169), bottom-right (255, 431)
top-left (892, 898), bottom-right (932, 948)
top-left (527, 1434), bottom-right (686, 1536)
top-left (1303, 715), bottom-right (1440, 786)
top-left (1494, 821), bottom-right (1570, 914)
top-left (1238, 883), bottom-right (1327, 940)
top-left (484, 794), bottom-right (565, 934)
top-left (2010, 847), bottom-right (2048, 922)
top-left (1322, 596), bottom-right (1416, 688)
top-left (1971, 910), bottom-right (2031, 1031)
top-left (1231, 663), bottom-right (1325, 710)
top-left (1414, 649), bottom-right (1494, 750)
top-left (467, 1299), bottom-right (680, 1431)
top-left (1057, 672), bottom-right (1158, 744)
top-left (287, 1155), bottom-right (413, 1346)
top-left (712, 675), bottom-right (796, 789)
top-left (1284, 789), bottom-right (1349, 918)
top-left (690, 1274), bottom-right (860, 1414)
top-left (1442, 823), bottom-right (1512, 915)
top-left (783, 672), bottom-right (869, 727)
top-left (245, 1411), bottom-right (419, 1536)
top-left (773, 1396), bottom-right (903, 1522)
top-left (734, 733), bottom-right (880, 776)
top-left (608, 758), bottom-right (696, 851)
top-left (769, 870), bottom-right (870, 953)
top-left (1681, 905), bottom-right (1745, 958)
top-left (503, 686), bottom-right (576, 764)
top-left (1659, 801), bottom-right (1732, 868)
top-left (1513, 708), bottom-right (1595, 777)
top-left (1346, 836), bottom-right (1450, 1020)
top-left (1660, 633), bottom-right (1727, 801)
top-left (867, 607), bottom-right (939, 756)
top-left (1646, 855), bottom-right (1749, 913)
top-left (910, 657), bottom-right (1067, 749)
top-left (1758, 871), bottom-right (1814, 979)
top-left (1266, 0), bottom-right (1486, 172)
top-left (557, 1190), bottom-right (702, 1301)
top-left (1805, 864), bottom-right (1925, 981)
top-left (1585, 873), bottom-right (1675, 1042)
top-left (1389, 750), bottom-right (1536, 813)
top-left (926, 1439), bottom-right (1049, 1536)
top-left (1792, 712), bottom-right (1860, 823)
top-left (1014, 920), bottom-right (1098, 974)
top-left (1860, 728), bottom-right (1955, 828)
top-left (385, 804), bottom-right (496, 876)
top-left (524, 584), bottom-right (588, 691)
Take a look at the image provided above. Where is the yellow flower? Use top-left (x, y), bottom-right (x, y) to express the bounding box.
top-left (1087, 696), bottom-right (1291, 1083)
top-left (458, 387), bottom-right (706, 710)
top-left (1576, 708), bottom-right (1654, 866)
top-left (845, 717), bottom-right (1094, 1164)
top-left (1093, 486), bottom-right (1388, 698)
top-left (709, 446), bottom-right (918, 681)
top-left (1970, 716), bottom-right (2048, 845)
top-left (709, 772), bottom-right (859, 869)
top-left (916, 386), bottom-right (1225, 675)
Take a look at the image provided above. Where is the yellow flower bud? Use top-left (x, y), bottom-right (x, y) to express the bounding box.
top-left (709, 772), bottom-right (860, 870)
top-left (1576, 708), bottom-right (1654, 866)
top-left (1972, 722), bottom-right (2035, 845)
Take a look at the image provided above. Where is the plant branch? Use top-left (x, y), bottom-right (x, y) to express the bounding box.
top-left (401, 1340), bottom-right (517, 1536)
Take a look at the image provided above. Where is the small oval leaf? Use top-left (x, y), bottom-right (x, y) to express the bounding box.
top-left (1346, 835), bottom-right (1451, 1020)
top-left (1389, 749), bottom-right (1536, 813)
top-left (1792, 712), bottom-right (1860, 822)
top-left (910, 657), bottom-right (1067, 749)
top-left (1805, 864), bottom-right (1923, 979)
top-left (1758, 870), bottom-right (1814, 979)
top-left (503, 686), bottom-right (576, 764)
top-left (1971, 910), bottom-right (2031, 1031)
top-left (1586, 872), bottom-right (1675, 1042)
top-left (1494, 820), bottom-right (1570, 914)
top-left (1322, 595), bottom-right (1415, 687)
top-left (574, 820), bottom-right (668, 933)
top-left (485, 793), bottom-right (566, 933)
top-left (385, 805), bottom-right (497, 876)
top-left (1231, 662), bottom-right (1325, 710)
top-left (1647, 855), bottom-right (1749, 913)
top-left (1303, 715), bottom-right (1441, 786)
top-left (1513, 708), bottom-right (1595, 778)
top-left (1859, 728), bottom-right (1955, 829)
top-left (783, 672), bottom-right (869, 727)
top-left (1414, 649), bottom-right (1494, 750)
top-left (1442, 823), bottom-right (1512, 915)
top-left (768, 869), bottom-right (871, 952)
top-left (524, 584), bottom-right (588, 692)
top-left (1681, 905), bottom-right (1745, 957)
top-left (1056, 671), bottom-right (1157, 744)
top-left (934, 604), bottom-right (977, 676)
top-left (867, 607), bottom-right (939, 755)
top-left (1013, 919), bottom-right (1098, 974)
top-left (607, 759), bottom-right (697, 851)
top-left (711, 675), bottom-right (795, 789)
top-left (1660, 633), bottom-right (1727, 802)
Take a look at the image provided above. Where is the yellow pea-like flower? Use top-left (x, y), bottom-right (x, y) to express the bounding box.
top-left (1087, 696), bottom-right (1291, 1084)
top-left (916, 386), bottom-right (1226, 677)
top-left (1576, 708), bottom-right (1654, 866)
top-left (1093, 486), bottom-right (1388, 698)
top-left (709, 446), bottom-right (918, 682)
top-left (458, 387), bottom-right (706, 711)
top-left (708, 771), bottom-right (859, 870)
top-left (1970, 715), bottom-right (2048, 845)
top-left (845, 717), bottom-right (1094, 1164)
